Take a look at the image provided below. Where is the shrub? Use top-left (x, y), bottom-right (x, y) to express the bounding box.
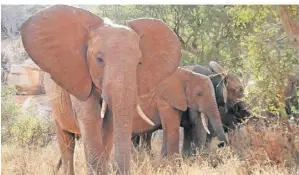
top-left (180, 50), bottom-right (202, 66)
top-left (9, 107), bottom-right (55, 147)
top-left (229, 121), bottom-right (299, 169)
top-left (1, 86), bottom-right (21, 142)
top-left (1, 86), bottom-right (55, 147)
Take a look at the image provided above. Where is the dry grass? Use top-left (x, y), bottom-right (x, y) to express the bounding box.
top-left (2, 121), bottom-right (299, 175)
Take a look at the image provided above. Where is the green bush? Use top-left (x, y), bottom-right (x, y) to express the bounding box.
top-left (180, 50), bottom-right (202, 66)
top-left (1, 86), bottom-right (21, 142)
top-left (290, 91), bottom-right (299, 117)
top-left (9, 109), bottom-right (54, 147)
top-left (1, 86), bottom-right (55, 147)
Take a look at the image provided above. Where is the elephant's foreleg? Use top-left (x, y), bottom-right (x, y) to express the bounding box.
top-left (55, 120), bottom-right (75, 175)
top-left (72, 95), bottom-right (106, 175)
top-left (158, 99), bottom-right (180, 156)
top-left (190, 110), bottom-right (208, 153)
top-left (161, 129), bottom-right (168, 156)
top-left (182, 126), bottom-right (193, 156)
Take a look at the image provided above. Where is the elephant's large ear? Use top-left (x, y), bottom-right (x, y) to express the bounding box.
top-left (21, 5), bottom-right (104, 100)
top-left (155, 70), bottom-right (187, 111)
top-left (127, 18), bottom-right (181, 95)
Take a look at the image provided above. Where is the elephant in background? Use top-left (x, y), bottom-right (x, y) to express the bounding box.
top-left (132, 61), bottom-right (249, 155)
top-left (181, 61), bottom-right (249, 155)
top-left (21, 5), bottom-right (182, 175)
top-left (129, 67), bottom-right (228, 155)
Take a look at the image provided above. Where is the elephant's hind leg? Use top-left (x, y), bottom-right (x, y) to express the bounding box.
top-left (55, 120), bottom-right (76, 175)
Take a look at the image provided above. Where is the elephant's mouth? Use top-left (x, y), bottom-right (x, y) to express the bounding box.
top-left (93, 86), bottom-right (103, 98)
top-left (100, 98), bottom-right (155, 126)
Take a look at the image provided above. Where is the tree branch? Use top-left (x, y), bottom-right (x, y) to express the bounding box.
top-left (277, 6), bottom-right (299, 47)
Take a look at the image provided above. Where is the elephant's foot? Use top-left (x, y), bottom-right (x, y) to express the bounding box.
top-left (182, 146), bottom-right (196, 157)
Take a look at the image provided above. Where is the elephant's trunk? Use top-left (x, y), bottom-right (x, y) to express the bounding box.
top-left (102, 66), bottom-right (138, 174)
top-left (206, 100), bottom-right (228, 144)
top-left (108, 82), bottom-right (135, 174)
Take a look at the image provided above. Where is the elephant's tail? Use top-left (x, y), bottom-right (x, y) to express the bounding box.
top-left (55, 134), bottom-right (79, 172)
top-left (55, 157), bottom-right (62, 172)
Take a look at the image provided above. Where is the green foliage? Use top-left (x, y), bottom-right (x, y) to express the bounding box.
top-left (229, 5), bottom-right (299, 115)
top-left (180, 50), bottom-right (202, 66)
top-left (9, 108), bottom-right (54, 147)
top-left (1, 86), bottom-right (21, 141)
top-left (1, 86), bottom-right (55, 147)
top-left (290, 90), bottom-right (299, 115)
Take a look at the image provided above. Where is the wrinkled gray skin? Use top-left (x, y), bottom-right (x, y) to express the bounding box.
top-left (132, 64), bottom-right (251, 155)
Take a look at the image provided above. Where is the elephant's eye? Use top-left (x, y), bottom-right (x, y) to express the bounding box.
top-left (138, 60), bottom-right (142, 65)
top-left (196, 92), bottom-right (203, 96)
top-left (97, 57), bottom-right (104, 64)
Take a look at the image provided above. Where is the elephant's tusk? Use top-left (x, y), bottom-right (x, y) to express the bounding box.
top-left (201, 113), bottom-right (210, 134)
top-left (101, 99), bottom-right (108, 119)
top-left (136, 104), bottom-right (155, 126)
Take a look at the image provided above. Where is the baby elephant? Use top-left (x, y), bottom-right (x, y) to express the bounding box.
top-left (132, 67), bottom-right (228, 155)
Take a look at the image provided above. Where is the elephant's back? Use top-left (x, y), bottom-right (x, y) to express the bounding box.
top-left (183, 65), bottom-right (213, 76)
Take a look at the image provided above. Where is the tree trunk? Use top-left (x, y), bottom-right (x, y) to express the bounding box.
top-left (277, 6), bottom-right (299, 58)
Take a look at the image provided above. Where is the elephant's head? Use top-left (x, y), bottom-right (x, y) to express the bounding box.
top-left (184, 64), bottom-right (228, 108)
top-left (209, 61), bottom-right (244, 109)
top-left (157, 68), bottom-right (228, 144)
top-left (219, 100), bottom-right (252, 132)
top-left (21, 5), bottom-right (181, 173)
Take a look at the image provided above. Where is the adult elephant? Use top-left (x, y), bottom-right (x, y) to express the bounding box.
top-left (21, 5), bottom-right (182, 175)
